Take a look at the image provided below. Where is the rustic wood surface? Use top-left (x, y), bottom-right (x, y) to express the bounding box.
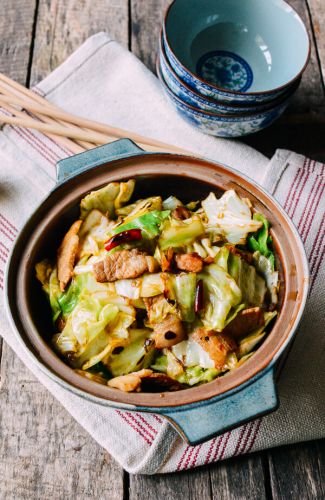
top-left (0, 0), bottom-right (324, 499)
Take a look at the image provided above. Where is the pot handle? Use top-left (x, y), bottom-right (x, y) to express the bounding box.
top-left (160, 369), bottom-right (278, 445)
top-left (56, 139), bottom-right (145, 183)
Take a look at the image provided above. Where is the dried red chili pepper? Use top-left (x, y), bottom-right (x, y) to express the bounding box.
top-left (195, 279), bottom-right (204, 313)
top-left (105, 229), bottom-right (142, 251)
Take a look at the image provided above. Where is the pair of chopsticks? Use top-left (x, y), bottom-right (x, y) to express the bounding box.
top-left (0, 73), bottom-right (190, 156)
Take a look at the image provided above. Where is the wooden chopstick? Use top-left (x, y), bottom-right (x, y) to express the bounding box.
top-left (0, 73), bottom-right (191, 155)
top-left (0, 100), bottom-right (85, 154)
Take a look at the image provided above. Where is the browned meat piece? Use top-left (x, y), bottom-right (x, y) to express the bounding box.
top-left (152, 314), bottom-right (186, 348)
top-left (56, 316), bottom-right (66, 332)
top-left (223, 307), bottom-right (265, 338)
top-left (93, 249), bottom-right (159, 282)
top-left (141, 372), bottom-right (184, 392)
top-left (107, 369), bottom-right (153, 392)
top-left (192, 328), bottom-right (237, 370)
top-left (228, 245), bottom-right (253, 264)
top-left (161, 248), bottom-right (174, 272)
top-left (57, 220), bottom-right (82, 291)
top-left (172, 206), bottom-right (191, 220)
top-left (175, 252), bottom-right (203, 272)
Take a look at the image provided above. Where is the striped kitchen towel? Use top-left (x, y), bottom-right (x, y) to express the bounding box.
top-left (0, 33), bottom-right (324, 474)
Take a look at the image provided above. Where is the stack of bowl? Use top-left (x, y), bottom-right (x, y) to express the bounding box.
top-left (157, 0), bottom-right (310, 138)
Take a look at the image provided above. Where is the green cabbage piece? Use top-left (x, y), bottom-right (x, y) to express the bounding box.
top-left (228, 252), bottom-right (266, 307)
top-left (112, 210), bottom-right (170, 240)
top-left (199, 263), bottom-right (242, 331)
top-left (78, 209), bottom-right (112, 258)
top-left (162, 195), bottom-right (183, 211)
top-left (35, 260), bottom-right (61, 322)
top-left (253, 251), bottom-right (279, 305)
top-left (170, 272), bottom-right (196, 322)
top-left (114, 273), bottom-right (165, 299)
top-left (116, 196), bottom-right (162, 218)
top-left (58, 275), bottom-right (83, 317)
top-left (80, 180), bottom-right (135, 219)
top-left (214, 246), bottom-right (230, 270)
top-left (172, 334), bottom-right (215, 368)
top-left (248, 213), bottom-right (275, 268)
top-left (53, 272), bottom-right (138, 368)
top-left (151, 354), bottom-right (168, 373)
top-left (144, 296), bottom-right (177, 325)
top-left (159, 216), bottom-right (204, 250)
top-left (141, 273), bottom-right (165, 297)
top-left (202, 190), bottom-right (262, 244)
top-left (178, 366), bottom-right (219, 386)
top-left (54, 294), bottom-right (120, 368)
top-left (238, 311), bottom-right (277, 358)
top-left (151, 354), bottom-right (218, 386)
top-left (189, 238), bottom-right (220, 259)
top-left (107, 328), bottom-right (155, 376)
top-left (162, 275), bottom-right (198, 326)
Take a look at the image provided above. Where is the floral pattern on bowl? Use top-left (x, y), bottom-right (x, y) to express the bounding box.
top-left (163, 35), bottom-right (288, 104)
top-left (158, 40), bottom-right (280, 115)
top-left (196, 50), bottom-right (254, 92)
top-left (157, 62), bottom-right (293, 137)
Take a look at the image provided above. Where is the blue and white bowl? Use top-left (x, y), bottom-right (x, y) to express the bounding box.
top-left (159, 33), bottom-right (298, 115)
top-left (163, 0), bottom-right (310, 104)
top-left (157, 61), bottom-right (297, 138)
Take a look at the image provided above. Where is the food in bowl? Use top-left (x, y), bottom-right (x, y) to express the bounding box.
top-left (35, 179), bottom-right (279, 393)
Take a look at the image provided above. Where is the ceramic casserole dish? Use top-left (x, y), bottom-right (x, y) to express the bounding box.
top-left (5, 139), bottom-right (309, 444)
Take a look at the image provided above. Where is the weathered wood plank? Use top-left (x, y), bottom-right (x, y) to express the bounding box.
top-left (0, 0), bottom-right (37, 378)
top-left (0, 345), bottom-right (124, 500)
top-left (30, 0), bottom-right (129, 86)
top-left (129, 466), bottom-right (212, 500)
top-left (268, 441), bottom-right (325, 499)
top-left (244, 121), bottom-right (325, 162)
top-left (209, 454), bottom-right (268, 500)
top-left (0, 0), bottom-right (37, 84)
top-left (130, 0), bottom-right (171, 72)
top-left (0, 2), bottom-right (128, 499)
top-left (246, 0), bottom-right (325, 160)
top-left (284, 0), bottom-right (324, 115)
top-left (307, 0), bottom-right (325, 87)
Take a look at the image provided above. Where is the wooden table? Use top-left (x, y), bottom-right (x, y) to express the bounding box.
top-left (0, 1), bottom-right (324, 498)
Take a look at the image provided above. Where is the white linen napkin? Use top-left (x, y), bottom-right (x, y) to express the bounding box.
top-left (0, 33), bottom-right (324, 474)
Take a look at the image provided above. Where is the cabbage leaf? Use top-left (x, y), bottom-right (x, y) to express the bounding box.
top-left (198, 263), bottom-right (242, 331)
top-left (112, 210), bottom-right (170, 240)
top-left (202, 190), bottom-right (262, 244)
top-left (172, 334), bottom-right (215, 369)
top-left (162, 195), bottom-right (183, 211)
top-left (228, 252), bottom-right (266, 307)
top-left (151, 354), bottom-right (218, 386)
top-left (170, 272), bottom-right (196, 322)
top-left (116, 196), bottom-right (162, 219)
top-left (159, 216), bottom-right (204, 250)
top-left (238, 311), bottom-right (277, 357)
top-left (107, 328), bottom-right (155, 376)
top-left (80, 180), bottom-right (135, 219)
top-left (253, 251), bottom-right (279, 304)
top-left (35, 260), bottom-right (61, 322)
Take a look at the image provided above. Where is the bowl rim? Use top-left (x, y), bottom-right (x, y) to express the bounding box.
top-left (5, 148), bottom-right (310, 409)
top-left (158, 31), bottom-right (298, 112)
top-left (163, 0), bottom-right (311, 97)
top-left (157, 56), bottom-right (298, 120)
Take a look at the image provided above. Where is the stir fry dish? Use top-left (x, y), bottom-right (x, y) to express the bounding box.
top-left (36, 180), bottom-right (279, 393)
